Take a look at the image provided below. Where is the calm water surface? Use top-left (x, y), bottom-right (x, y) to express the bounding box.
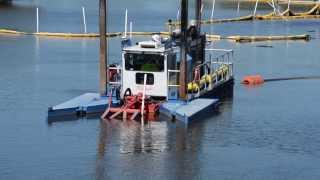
top-left (1, 0), bottom-right (320, 179)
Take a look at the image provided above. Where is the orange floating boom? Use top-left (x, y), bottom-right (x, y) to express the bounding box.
top-left (241, 75), bottom-right (265, 85)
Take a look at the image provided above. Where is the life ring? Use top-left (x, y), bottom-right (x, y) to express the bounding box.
top-left (123, 88), bottom-right (132, 97)
top-left (193, 64), bottom-right (211, 82)
top-left (187, 82), bottom-right (200, 94)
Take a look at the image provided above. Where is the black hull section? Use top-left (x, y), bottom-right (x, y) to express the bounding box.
top-left (0, 0), bottom-right (12, 5)
top-left (200, 78), bottom-right (234, 100)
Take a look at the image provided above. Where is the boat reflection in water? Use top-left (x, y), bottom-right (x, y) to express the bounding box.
top-left (94, 95), bottom-right (234, 179)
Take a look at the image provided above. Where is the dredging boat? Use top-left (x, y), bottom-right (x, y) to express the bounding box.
top-left (48, 0), bottom-right (234, 124)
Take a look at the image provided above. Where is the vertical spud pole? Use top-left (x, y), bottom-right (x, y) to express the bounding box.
top-left (179, 0), bottom-right (188, 100)
top-left (99, 0), bottom-right (107, 95)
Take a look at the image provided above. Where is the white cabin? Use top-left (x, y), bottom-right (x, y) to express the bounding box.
top-left (121, 40), bottom-right (180, 99)
top-left (107, 37), bottom-right (234, 101)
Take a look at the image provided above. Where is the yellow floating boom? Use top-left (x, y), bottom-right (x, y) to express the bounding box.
top-left (0, 29), bottom-right (170, 38)
top-left (225, 34), bottom-right (310, 42)
top-left (167, 4), bottom-right (320, 26)
top-left (223, 0), bottom-right (318, 6)
top-left (0, 29), bottom-right (28, 35)
top-left (0, 28), bottom-right (311, 43)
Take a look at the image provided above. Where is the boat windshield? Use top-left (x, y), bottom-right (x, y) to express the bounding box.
top-left (125, 53), bottom-right (164, 72)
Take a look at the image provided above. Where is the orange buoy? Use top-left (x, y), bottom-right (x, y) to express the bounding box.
top-left (241, 75), bottom-right (264, 85)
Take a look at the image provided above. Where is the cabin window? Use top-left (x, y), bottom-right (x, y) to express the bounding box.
top-left (125, 53), bottom-right (164, 72)
top-left (135, 73), bottom-right (154, 85)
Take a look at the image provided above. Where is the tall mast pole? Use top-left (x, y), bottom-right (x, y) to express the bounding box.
top-left (195, 0), bottom-right (202, 34)
top-left (99, 0), bottom-right (107, 95)
top-left (179, 0), bottom-right (188, 100)
top-left (195, 0), bottom-right (203, 65)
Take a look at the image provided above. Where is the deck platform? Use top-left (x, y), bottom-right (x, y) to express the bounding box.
top-left (48, 94), bottom-right (219, 124)
top-left (160, 98), bottom-right (219, 124)
top-left (48, 93), bottom-right (109, 118)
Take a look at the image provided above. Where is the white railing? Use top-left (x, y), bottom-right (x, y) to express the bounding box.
top-left (189, 49), bottom-right (234, 94)
top-left (166, 48), bottom-right (235, 98)
top-left (206, 48), bottom-right (234, 78)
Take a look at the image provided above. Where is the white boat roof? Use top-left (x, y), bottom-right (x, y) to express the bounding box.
top-left (124, 45), bottom-right (165, 53)
top-left (123, 41), bottom-right (170, 53)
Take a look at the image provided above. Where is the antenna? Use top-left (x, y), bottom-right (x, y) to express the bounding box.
top-left (124, 8), bottom-right (128, 38)
top-left (121, 9), bottom-right (132, 48)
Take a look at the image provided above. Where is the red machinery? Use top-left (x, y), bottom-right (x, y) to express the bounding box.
top-left (101, 93), bottom-right (160, 121)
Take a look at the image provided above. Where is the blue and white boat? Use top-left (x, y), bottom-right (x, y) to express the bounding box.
top-left (48, 0), bottom-right (235, 124)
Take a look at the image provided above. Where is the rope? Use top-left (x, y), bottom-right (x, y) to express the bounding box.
top-left (264, 76), bottom-right (320, 82)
